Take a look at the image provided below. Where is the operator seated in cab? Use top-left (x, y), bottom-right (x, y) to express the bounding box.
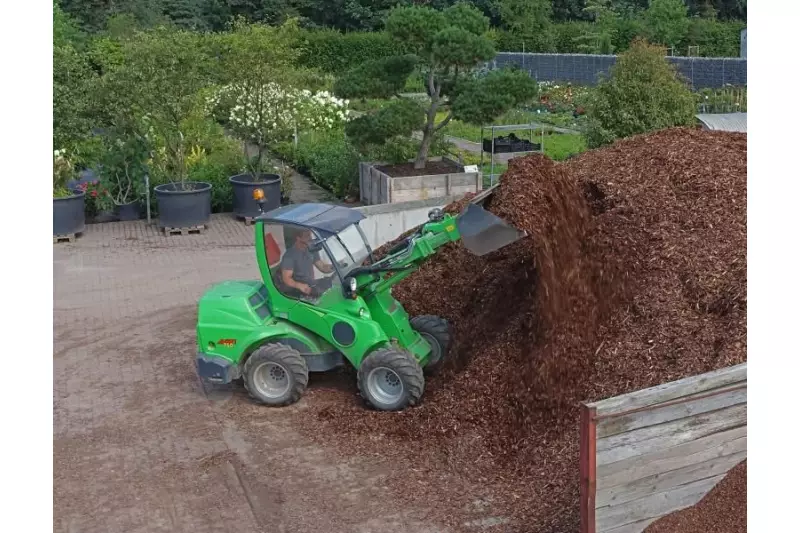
top-left (280, 229), bottom-right (335, 298)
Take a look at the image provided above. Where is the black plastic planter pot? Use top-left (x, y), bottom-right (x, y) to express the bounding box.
top-left (53, 190), bottom-right (86, 237)
top-left (154, 181), bottom-right (212, 229)
top-left (117, 200), bottom-right (141, 221)
top-left (229, 173), bottom-right (281, 218)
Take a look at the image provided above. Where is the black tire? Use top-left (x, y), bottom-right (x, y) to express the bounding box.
top-left (243, 343), bottom-right (308, 406)
top-left (410, 315), bottom-right (451, 376)
top-left (357, 348), bottom-right (425, 411)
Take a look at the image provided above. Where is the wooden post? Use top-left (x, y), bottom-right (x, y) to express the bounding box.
top-left (445, 174), bottom-right (452, 196)
top-left (580, 404), bottom-right (598, 533)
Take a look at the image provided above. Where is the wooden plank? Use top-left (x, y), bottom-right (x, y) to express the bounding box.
top-left (598, 428), bottom-right (746, 487)
top-left (596, 404), bottom-right (746, 465)
top-left (359, 163), bottom-right (367, 204)
top-left (391, 175), bottom-right (448, 191)
top-left (389, 173), bottom-right (478, 191)
top-left (595, 474), bottom-right (725, 532)
top-left (597, 387), bottom-right (746, 439)
top-left (596, 450), bottom-right (745, 507)
top-left (603, 517), bottom-right (658, 533)
top-left (589, 363), bottom-right (746, 417)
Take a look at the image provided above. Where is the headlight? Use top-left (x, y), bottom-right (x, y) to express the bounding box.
top-left (349, 277), bottom-right (357, 292)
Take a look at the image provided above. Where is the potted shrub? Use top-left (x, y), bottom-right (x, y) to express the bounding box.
top-left (213, 20), bottom-right (345, 215)
top-left (107, 28), bottom-right (214, 230)
top-left (333, 3), bottom-right (537, 202)
top-left (97, 131), bottom-right (149, 221)
top-left (53, 149), bottom-right (86, 238)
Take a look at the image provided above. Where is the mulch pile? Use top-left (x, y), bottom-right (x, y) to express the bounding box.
top-left (299, 127), bottom-right (747, 532)
top-left (645, 461), bottom-right (747, 533)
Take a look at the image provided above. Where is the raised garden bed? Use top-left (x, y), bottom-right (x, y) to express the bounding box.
top-left (359, 157), bottom-right (481, 205)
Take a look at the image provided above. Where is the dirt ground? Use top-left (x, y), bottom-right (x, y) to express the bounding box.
top-left (53, 215), bottom-right (510, 533)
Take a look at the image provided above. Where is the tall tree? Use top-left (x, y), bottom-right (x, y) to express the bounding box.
top-left (573, 0), bottom-right (619, 54)
top-left (334, 2), bottom-right (537, 170)
top-left (496, 0), bottom-right (554, 51)
top-left (645, 0), bottom-right (690, 50)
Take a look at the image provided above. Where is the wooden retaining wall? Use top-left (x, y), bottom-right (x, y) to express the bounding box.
top-left (580, 363), bottom-right (747, 533)
top-left (359, 161), bottom-right (482, 205)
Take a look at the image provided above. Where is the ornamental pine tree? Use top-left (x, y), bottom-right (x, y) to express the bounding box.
top-left (333, 2), bottom-right (538, 170)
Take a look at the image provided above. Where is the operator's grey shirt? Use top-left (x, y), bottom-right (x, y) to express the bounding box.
top-left (280, 246), bottom-right (316, 285)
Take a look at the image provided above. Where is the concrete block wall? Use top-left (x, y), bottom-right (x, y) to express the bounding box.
top-left (493, 53), bottom-right (747, 89)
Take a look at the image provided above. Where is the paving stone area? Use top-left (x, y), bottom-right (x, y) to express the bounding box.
top-left (53, 216), bottom-right (448, 533)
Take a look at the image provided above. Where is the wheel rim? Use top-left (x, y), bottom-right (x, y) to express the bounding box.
top-left (366, 367), bottom-right (404, 406)
top-left (421, 332), bottom-right (442, 366)
top-left (253, 362), bottom-right (291, 399)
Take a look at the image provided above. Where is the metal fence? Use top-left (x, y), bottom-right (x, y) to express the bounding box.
top-left (493, 53), bottom-right (747, 89)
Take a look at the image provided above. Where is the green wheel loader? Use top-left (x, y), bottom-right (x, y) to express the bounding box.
top-left (195, 187), bottom-right (524, 411)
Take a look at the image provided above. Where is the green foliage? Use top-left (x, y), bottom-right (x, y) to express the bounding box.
top-left (53, 43), bottom-right (98, 150)
top-left (451, 69), bottom-right (539, 125)
top-left (333, 56), bottom-right (418, 100)
top-left (496, 0), bottom-right (554, 52)
top-left (104, 27), bottom-right (215, 185)
top-left (54, 1), bottom-right (86, 48)
top-left (344, 99), bottom-right (426, 148)
top-left (682, 18), bottom-right (745, 57)
top-left (552, 21), bottom-right (595, 52)
top-left (296, 30), bottom-right (395, 73)
top-left (212, 19), bottom-right (306, 173)
top-left (585, 39), bottom-right (696, 148)
top-left (86, 36), bottom-right (124, 74)
top-left (644, 0), bottom-right (690, 48)
top-left (293, 130), bottom-right (360, 197)
top-left (337, 3), bottom-right (536, 169)
top-left (96, 127), bottom-right (150, 205)
top-left (574, 0), bottom-right (620, 54)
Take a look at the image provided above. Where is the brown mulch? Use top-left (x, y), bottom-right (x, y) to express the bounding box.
top-left (645, 461), bottom-right (747, 533)
top-left (375, 158), bottom-right (462, 177)
top-left (298, 127), bottom-right (747, 532)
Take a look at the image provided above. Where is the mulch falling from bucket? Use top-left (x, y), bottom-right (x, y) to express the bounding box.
top-left (297, 127), bottom-right (747, 532)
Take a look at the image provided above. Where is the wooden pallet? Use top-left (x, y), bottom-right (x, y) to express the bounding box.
top-left (162, 225), bottom-right (206, 236)
top-left (53, 233), bottom-right (76, 243)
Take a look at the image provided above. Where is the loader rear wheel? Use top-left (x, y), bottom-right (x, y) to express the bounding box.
top-left (358, 348), bottom-right (424, 411)
top-left (243, 344), bottom-right (308, 406)
top-left (411, 315), bottom-right (451, 376)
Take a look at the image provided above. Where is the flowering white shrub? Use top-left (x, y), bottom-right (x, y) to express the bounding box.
top-left (207, 83), bottom-right (350, 146)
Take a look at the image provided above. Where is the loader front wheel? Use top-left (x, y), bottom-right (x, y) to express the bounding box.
top-left (411, 315), bottom-right (451, 376)
top-left (358, 348), bottom-right (424, 411)
top-left (243, 344), bottom-right (308, 406)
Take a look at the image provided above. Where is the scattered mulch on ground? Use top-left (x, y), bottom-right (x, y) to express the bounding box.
top-left (375, 158), bottom-right (463, 177)
top-left (645, 461), bottom-right (747, 533)
top-left (298, 127), bottom-right (747, 532)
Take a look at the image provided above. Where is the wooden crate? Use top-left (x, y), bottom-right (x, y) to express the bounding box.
top-left (580, 363), bottom-right (747, 533)
top-left (359, 160), bottom-right (482, 205)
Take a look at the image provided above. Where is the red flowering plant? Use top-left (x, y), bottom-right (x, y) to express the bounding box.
top-left (76, 180), bottom-right (114, 217)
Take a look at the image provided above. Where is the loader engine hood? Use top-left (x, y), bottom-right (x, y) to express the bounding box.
top-left (198, 280), bottom-right (273, 326)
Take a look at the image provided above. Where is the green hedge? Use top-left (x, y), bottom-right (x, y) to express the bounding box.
top-left (681, 19), bottom-right (745, 58)
top-left (297, 30), bottom-right (395, 74)
top-left (498, 20), bottom-right (745, 57)
top-left (288, 130), bottom-right (360, 198)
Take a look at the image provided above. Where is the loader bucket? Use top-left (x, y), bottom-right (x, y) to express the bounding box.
top-left (456, 203), bottom-right (527, 256)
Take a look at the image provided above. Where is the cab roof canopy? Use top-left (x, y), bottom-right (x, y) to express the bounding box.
top-left (257, 203), bottom-right (365, 236)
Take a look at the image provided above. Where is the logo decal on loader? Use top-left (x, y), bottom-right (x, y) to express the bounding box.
top-left (218, 338), bottom-right (237, 347)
